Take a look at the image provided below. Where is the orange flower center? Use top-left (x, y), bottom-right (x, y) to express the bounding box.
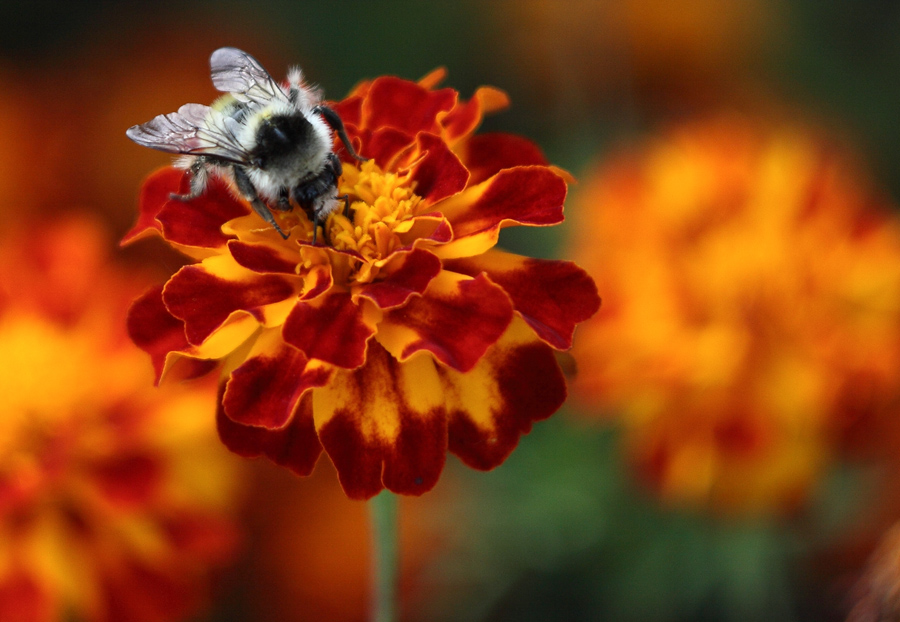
top-left (326, 160), bottom-right (423, 284)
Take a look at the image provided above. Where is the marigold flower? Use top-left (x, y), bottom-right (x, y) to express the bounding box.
top-left (0, 217), bottom-right (240, 622)
top-left (570, 116), bottom-right (900, 513)
top-left (123, 68), bottom-right (600, 500)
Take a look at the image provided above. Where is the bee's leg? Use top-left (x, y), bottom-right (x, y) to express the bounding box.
top-left (233, 166), bottom-right (289, 239)
top-left (323, 154), bottom-right (351, 219)
top-left (169, 158), bottom-right (209, 201)
top-left (314, 105), bottom-right (367, 161)
top-left (338, 195), bottom-right (351, 218)
top-left (328, 152), bottom-right (343, 177)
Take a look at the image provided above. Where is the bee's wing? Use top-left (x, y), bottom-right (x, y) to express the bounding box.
top-left (126, 103), bottom-right (249, 163)
top-left (209, 47), bottom-right (289, 106)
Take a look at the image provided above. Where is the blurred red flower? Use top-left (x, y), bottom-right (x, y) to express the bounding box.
top-left (571, 116), bottom-right (900, 514)
top-left (0, 217), bottom-right (241, 622)
top-left (124, 69), bottom-right (600, 500)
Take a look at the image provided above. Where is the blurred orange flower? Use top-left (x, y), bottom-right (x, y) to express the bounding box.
top-left (571, 116), bottom-right (900, 513)
top-left (124, 68), bottom-right (600, 500)
top-left (0, 217), bottom-right (241, 622)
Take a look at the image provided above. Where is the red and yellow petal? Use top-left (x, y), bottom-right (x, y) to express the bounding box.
top-left (126, 286), bottom-right (217, 383)
top-left (406, 133), bottom-right (469, 205)
top-left (299, 263), bottom-right (334, 300)
top-left (396, 213), bottom-right (453, 249)
top-left (227, 240), bottom-right (300, 274)
top-left (123, 167), bottom-right (250, 251)
top-left (354, 248), bottom-right (443, 309)
top-left (122, 167), bottom-right (175, 244)
top-left (358, 127), bottom-right (417, 170)
top-left (216, 390), bottom-right (323, 476)
top-left (362, 77), bottom-right (456, 137)
top-left (313, 342), bottom-right (448, 499)
top-left (157, 176), bottom-right (250, 251)
top-left (158, 315), bottom-right (259, 383)
top-left (417, 67), bottom-right (447, 90)
top-left (222, 329), bottom-right (333, 428)
top-left (445, 249), bottom-right (601, 350)
top-left (459, 133), bottom-right (550, 185)
top-left (433, 166), bottom-right (567, 259)
top-left (440, 318), bottom-right (567, 469)
top-left (163, 256), bottom-right (299, 346)
top-left (376, 270), bottom-right (514, 372)
top-left (440, 86), bottom-right (509, 146)
top-left (282, 291), bottom-right (377, 369)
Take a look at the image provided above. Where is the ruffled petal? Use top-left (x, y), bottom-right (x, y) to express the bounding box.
top-left (122, 167), bottom-right (175, 244)
top-left (359, 127), bottom-right (416, 170)
top-left (299, 263), bottom-right (334, 300)
top-left (163, 256), bottom-right (299, 345)
top-left (313, 341), bottom-right (448, 499)
top-left (445, 250), bottom-right (601, 350)
top-left (227, 240), bottom-right (299, 274)
top-left (441, 87), bottom-right (509, 145)
top-left (397, 214), bottom-right (453, 248)
top-left (222, 330), bottom-right (333, 428)
top-left (220, 212), bottom-right (302, 243)
top-left (123, 167), bottom-right (250, 250)
top-left (433, 166), bottom-right (567, 259)
top-left (417, 67), bottom-right (447, 90)
top-left (160, 315), bottom-right (259, 382)
top-left (158, 178), bottom-right (251, 250)
top-left (354, 248), bottom-right (443, 309)
top-left (376, 270), bottom-right (513, 372)
top-left (441, 318), bottom-right (567, 469)
top-left (362, 77), bottom-right (456, 136)
top-left (127, 286), bottom-right (216, 384)
top-left (282, 291), bottom-right (376, 368)
top-left (461, 133), bottom-right (550, 185)
top-left (216, 386), bottom-right (323, 476)
top-left (407, 133), bottom-right (469, 205)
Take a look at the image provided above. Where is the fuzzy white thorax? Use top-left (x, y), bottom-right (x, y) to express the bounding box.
top-left (238, 101), bottom-right (334, 201)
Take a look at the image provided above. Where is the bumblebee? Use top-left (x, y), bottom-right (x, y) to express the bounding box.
top-left (127, 47), bottom-right (364, 240)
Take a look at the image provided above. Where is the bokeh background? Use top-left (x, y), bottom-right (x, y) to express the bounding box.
top-left (4, 1), bottom-right (900, 620)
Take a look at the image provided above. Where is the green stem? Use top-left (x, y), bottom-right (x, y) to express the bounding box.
top-left (370, 490), bottom-right (399, 622)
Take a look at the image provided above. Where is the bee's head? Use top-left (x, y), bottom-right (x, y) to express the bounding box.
top-left (251, 113), bottom-right (319, 170)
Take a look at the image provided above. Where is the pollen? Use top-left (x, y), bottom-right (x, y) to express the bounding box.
top-left (328, 159), bottom-right (423, 283)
